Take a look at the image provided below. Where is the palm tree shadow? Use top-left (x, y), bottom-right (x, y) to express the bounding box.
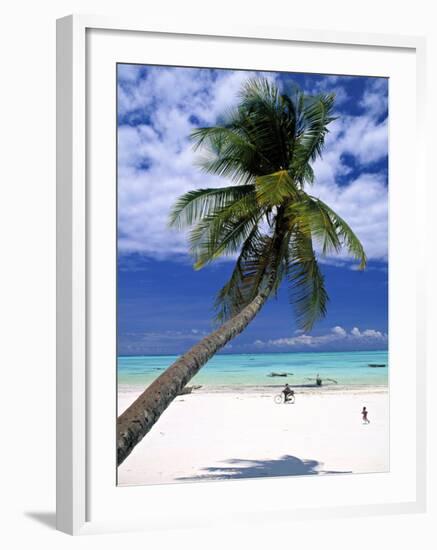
top-left (176, 455), bottom-right (351, 482)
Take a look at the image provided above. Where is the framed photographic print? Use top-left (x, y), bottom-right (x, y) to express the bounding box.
top-left (56, 15), bottom-right (427, 535)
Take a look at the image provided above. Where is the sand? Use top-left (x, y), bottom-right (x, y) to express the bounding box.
top-left (117, 388), bottom-right (389, 486)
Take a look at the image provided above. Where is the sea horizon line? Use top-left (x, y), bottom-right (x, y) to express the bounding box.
top-left (118, 348), bottom-right (389, 358)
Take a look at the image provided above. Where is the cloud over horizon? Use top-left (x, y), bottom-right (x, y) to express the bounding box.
top-left (254, 325), bottom-right (387, 351)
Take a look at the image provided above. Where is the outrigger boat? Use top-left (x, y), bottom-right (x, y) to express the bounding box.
top-left (306, 376), bottom-right (338, 386)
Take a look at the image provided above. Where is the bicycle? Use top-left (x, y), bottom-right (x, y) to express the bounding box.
top-left (274, 391), bottom-right (295, 404)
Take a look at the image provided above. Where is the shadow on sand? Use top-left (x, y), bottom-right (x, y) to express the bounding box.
top-left (176, 454), bottom-right (351, 482)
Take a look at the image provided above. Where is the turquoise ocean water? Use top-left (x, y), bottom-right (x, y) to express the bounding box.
top-left (118, 350), bottom-right (388, 392)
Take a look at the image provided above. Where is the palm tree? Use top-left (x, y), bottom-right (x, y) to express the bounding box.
top-left (117, 78), bottom-right (366, 465)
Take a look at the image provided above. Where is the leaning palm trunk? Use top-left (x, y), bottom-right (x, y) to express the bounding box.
top-left (117, 289), bottom-right (269, 465)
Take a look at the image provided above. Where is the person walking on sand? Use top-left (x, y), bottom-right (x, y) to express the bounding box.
top-left (361, 406), bottom-right (370, 424)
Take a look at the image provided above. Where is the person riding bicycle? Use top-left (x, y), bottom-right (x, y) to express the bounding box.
top-left (282, 383), bottom-right (294, 402)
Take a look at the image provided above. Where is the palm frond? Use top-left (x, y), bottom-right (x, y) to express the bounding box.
top-left (286, 198), bottom-right (342, 256)
top-left (286, 194), bottom-right (367, 269)
top-left (231, 78), bottom-right (298, 172)
top-left (287, 230), bottom-right (329, 331)
top-left (291, 94), bottom-right (336, 185)
top-left (307, 197), bottom-right (367, 269)
top-left (298, 94), bottom-right (336, 161)
top-left (194, 154), bottom-right (256, 185)
top-left (188, 192), bottom-right (263, 269)
top-left (169, 185), bottom-right (256, 229)
top-left (214, 226), bottom-right (268, 322)
top-left (255, 170), bottom-right (299, 208)
top-left (215, 229), bottom-right (289, 322)
top-left (191, 126), bottom-right (260, 184)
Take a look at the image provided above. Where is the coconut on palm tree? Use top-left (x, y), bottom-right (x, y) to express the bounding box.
top-left (117, 78), bottom-right (366, 465)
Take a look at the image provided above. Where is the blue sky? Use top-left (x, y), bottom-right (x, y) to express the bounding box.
top-left (117, 65), bottom-right (388, 356)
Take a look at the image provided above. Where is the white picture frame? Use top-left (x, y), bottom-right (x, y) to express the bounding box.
top-left (56, 14), bottom-right (427, 535)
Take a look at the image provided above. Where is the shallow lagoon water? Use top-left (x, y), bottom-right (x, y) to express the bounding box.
top-left (118, 350), bottom-right (388, 391)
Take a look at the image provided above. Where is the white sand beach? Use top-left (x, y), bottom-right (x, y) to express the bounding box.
top-left (117, 388), bottom-right (389, 486)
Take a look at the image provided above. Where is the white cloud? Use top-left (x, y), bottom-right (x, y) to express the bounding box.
top-left (332, 325), bottom-right (347, 337)
top-left (306, 75), bottom-right (350, 106)
top-left (255, 325), bottom-right (387, 349)
top-left (117, 64), bottom-right (142, 83)
top-left (359, 78), bottom-right (388, 119)
top-left (117, 68), bottom-right (388, 265)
